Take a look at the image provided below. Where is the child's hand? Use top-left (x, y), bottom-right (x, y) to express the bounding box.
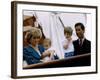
top-left (63, 44), bottom-right (68, 49)
top-left (43, 50), bottom-right (55, 57)
top-left (49, 50), bottom-right (55, 54)
top-left (43, 51), bottom-right (51, 57)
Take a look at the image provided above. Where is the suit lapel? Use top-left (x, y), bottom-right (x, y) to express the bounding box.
top-left (76, 39), bottom-right (80, 46)
top-left (81, 39), bottom-right (86, 47)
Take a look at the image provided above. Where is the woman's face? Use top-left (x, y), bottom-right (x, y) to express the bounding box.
top-left (31, 37), bottom-right (40, 46)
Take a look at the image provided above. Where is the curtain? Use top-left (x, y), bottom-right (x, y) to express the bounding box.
top-left (31, 11), bottom-right (88, 59)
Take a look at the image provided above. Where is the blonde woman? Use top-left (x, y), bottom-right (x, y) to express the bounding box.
top-left (23, 28), bottom-right (50, 65)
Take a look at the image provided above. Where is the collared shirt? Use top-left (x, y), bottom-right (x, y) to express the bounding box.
top-left (30, 44), bottom-right (41, 56)
top-left (79, 38), bottom-right (85, 46)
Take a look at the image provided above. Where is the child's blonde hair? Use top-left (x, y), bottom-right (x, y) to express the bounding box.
top-left (64, 26), bottom-right (73, 36)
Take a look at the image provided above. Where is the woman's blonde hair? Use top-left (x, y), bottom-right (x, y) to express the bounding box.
top-left (27, 27), bottom-right (42, 43)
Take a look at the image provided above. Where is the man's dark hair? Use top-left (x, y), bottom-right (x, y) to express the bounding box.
top-left (75, 22), bottom-right (85, 30)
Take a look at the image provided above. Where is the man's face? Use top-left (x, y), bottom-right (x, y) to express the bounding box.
top-left (75, 26), bottom-right (85, 39)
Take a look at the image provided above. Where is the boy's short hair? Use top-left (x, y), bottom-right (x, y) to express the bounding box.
top-left (64, 26), bottom-right (73, 36)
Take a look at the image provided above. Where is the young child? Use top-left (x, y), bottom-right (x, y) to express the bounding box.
top-left (42, 38), bottom-right (59, 62)
top-left (62, 27), bottom-right (74, 58)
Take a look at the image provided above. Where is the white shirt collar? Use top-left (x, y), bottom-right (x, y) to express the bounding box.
top-left (79, 37), bottom-right (85, 44)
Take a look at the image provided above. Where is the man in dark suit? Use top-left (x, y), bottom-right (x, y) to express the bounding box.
top-left (73, 22), bottom-right (91, 55)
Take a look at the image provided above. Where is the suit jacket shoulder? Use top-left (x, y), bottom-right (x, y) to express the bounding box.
top-left (73, 39), bottom-right (91, 55)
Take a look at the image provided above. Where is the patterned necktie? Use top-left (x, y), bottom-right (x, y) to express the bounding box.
top-left (79, 39), bottom-right (82, 47)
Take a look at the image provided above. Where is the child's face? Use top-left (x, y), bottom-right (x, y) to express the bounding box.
top-left (65, 33), bottom-right (71, 39)
top-left (43, 41), bottom-right (51, 50)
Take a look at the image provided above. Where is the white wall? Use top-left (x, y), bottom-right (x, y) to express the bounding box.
top-left (0, 0), bottom-right (100, 80)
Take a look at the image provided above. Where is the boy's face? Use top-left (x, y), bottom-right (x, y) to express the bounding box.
top-left (64, 33), bottom-right (71, 39)
top-left (43, 41), bottom-right (51, 50)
